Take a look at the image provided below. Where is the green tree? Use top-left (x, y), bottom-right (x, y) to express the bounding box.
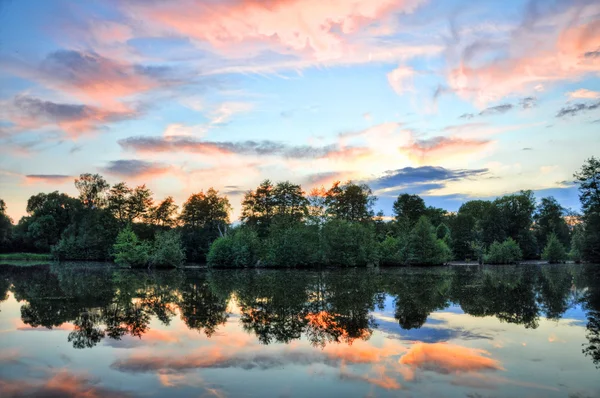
top-left (393, 194), bottom-right (426, 227)
top-left (107, 182), bottom-right (132, 223)
top-left (534, 196), bottom-right (570, 250)
top-left (379, 235), bottom-right (406, 265)
top-left (494, 190), bottom-right (536, 257)
top-left (570, 224), bottom-right (585, 263)
top-left (207, 228), bottom-right (261, 267)
top-left (450, 213), bottom-right (476, 261)
top-left (241, 180), bottom-right (276, 234)
top-left (324, 181), bottom-right (376, 223)
top-left (126, 184), bottom-right (154, 222)
top-left (272, 181), bottom-right (309, 223)
top-left (264, 223), bottom-right (321, 267)
top-left (150, 230), bottom-right (186, 268)
top-left (574, 157), bottom-right (600, 262)
top-left (407, 216), bottom-right (451, 265)
top-left (180, 188), bottom-right (231, 229)
top-left (0, 199), bottom-right (13, 251)
top-left (74, 173), bottom-right (109, 209)
top-left (541, 233), bottom-right (567, 264)
top-left (149, 196), bottom-right (179, 227)
top-left (458, 200), bottom-right (492, 221)
top-left (321, 220), bottom-right (378, 267)
top-left (484, 238), bottom-right (522, 264)
top-left (112, 226), bottom-right (150, 267)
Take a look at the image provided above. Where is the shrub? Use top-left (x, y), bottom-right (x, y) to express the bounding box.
top-left (207, 228), bottom-right (260, 267)
top-left (484, 238), bottom-right (522, 264)
top-left (321, 220), bottom-right (378, 267)
top-left (112, 226), bottom-right (150, 267)
top-left (264, 223), bottom-right (321, 267)
top-left (407, 216), bottom-right (452, 265)
top-left (378, 235), bottom-right (406, 266)
top-left (150, 230), bottom-right (186, 268)
top-left (541, 233), bottom-right (568, 263)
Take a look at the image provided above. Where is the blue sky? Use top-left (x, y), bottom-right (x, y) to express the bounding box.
top-left (1, 0), bottom-right (599, 220)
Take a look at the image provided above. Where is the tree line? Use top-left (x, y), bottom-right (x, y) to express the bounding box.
top-left (0, 157), bottom-right (599, 267)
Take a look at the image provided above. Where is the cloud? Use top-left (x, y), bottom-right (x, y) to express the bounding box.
top-left (101, 159), bottom-right (172, 178)
top-left (401, 136), bottom-right (493, 164)
top-left (118, 135), bottom-right (343, 159)
top-left (447, 4), bottom-right (600, 104)
top-left (556, 101), bottom-right (600, 117)
top-left (567, 89), bottom-right (600, 99)
top-left (460, 103), bottom-right (514, 119)
top-left (399, 342), bottom-right (503, 374)
top-left (387, 65), bottom-right (415, 95)
top-left (0, 370), bottom-right (134, 398)
top-left (24, 174), bottom-right (72, 184)
top-left (520, 97), bottom-right (537, 109)
top-left (2, 95), bottom-right (136, 137)
top-left (126, 0), bottom-right (428, 61)
top-left (370, 166), bottom-right (488, 193)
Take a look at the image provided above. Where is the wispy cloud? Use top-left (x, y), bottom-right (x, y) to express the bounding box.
top-left (101, 159), bottom-right (172, 178)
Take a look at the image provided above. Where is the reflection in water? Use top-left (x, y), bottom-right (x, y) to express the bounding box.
top-left (0, 263), bottom-right (599, 397)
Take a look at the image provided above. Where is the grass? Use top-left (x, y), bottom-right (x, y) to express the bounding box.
top-left (0, 253), bottom-right (53, 261)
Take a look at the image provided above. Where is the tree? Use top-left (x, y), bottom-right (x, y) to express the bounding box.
top-left (534, 197), bottom-right (570, 250)
top-left (393, 194), bottom-right (426, 227)
top-left (458, 200), bottom-right (492, 221)
top-left (484, 238), bottom-right (522, 264)
top-left (107, 182), bottom-right (133, 223)
top-left (494, 191), bottom-right (536, 257)
top-left (321, 220), bottom-right (378, 266)
top-left (451, 213), bottom-right (476, 261)
top-left (112, 226), bottom-right (150, 267)
top-left (574, 157), bottom-right (600, 262)
top-left (325, 181), bottom-right (376, 223)
top-left (74, 173), bottom-right (109, 208)
top-left (150, 230), bottom-right (186, 268)
top-left (241, 180), bottom-right (275, 234)
top-left (306, 187), bottom-right (327, 226)
top-left (0, 199), bottom-right (13, 251)
top-left (126, 185), bottom-right (154, 222)
top-left (180, 188), bottom-right (231, 229)
top-left (272, 181), bottom-right (309, 223)
top-left (541, 233), bottom-right (568, 264)
top-left (407, 216), bottom-right (451, 265)
top-left (570, 225), bottom-right (585, 263)
top-left (149, 196), bottom-right (179, 227)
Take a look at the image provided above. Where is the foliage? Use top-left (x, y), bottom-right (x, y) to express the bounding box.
top-left (74, 173), bottom-right (109, 208)
top-left (378, 235), bottom-right (407, 266)
top-left (52, 208), bottom-right (119, 261)
top-left (406, 216), bottom-right (452, 265)
top-left (181, 188), bottom-right (231, 229)
top-left (150, 230), bottom-right (186, 268)
top-left (149, 196), bottom-right (179, 227)
top-left (0, 199), bottom-right (13, 252)
top-left (450, 213), bottom-right (476, 260)
top-left (393, 194), bottom-right (426, 227)
top-left (272, 181), bottom-right (309, 223)
top-left (241, 180), bottom-right (276, 235)
top-left (484, 238), bottom-right (523, 264)
top-left (264, 222), bottom-right (321, 267)
top-left (0, 253), bottom-right (52, 261)
top-left (324, 181), bottom-right (376, 223)
top-left (574, 157), bottom-right (600, 263)
top-left (534, 196), bottom-right (570, 250)
top-left (570, 225), bottom-right (585, 263)
top-left (207, 228), bottom-right (261, 267)
top-left (112, 226), bottom-right (151, 267)
top-left (541, 233), bottom-right (568, 263)
top-left (321, 220), bottom-right (378, 267)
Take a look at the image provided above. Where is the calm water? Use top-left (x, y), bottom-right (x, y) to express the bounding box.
top-left (1, 263), bottom-right (599, 397)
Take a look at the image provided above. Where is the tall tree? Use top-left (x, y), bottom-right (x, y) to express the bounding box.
top-left (75, 173), bottom-right (109, 209)
top-left (393, 194), bottom-right (426, 227)
top-left (180, 188), bottom-right (231, 229)
top-left (241, 180), bottom-right (276, 233)
top-left (0, 199), bottom-right (13, 250)
top-left (150, 196), bottom-right (179, 227)
top-left (534, 196), bottom-right (570, 249)
top-left (272, 181), bottom-right (309, 223)
top-left (126, 185), bottom-right (154, 222)
top-left (107, 182), bottom-right (133, 223)
top-left (574, 157), bottom-right (600, 262)
top-left (325, 181), bottom-right (376, 223)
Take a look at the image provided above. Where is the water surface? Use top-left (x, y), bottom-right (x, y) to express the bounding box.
top-left (1, 263), bottom-right (599, 397)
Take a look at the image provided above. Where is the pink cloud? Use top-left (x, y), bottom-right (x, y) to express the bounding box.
top-left (449, 12), bottom-right (600, 104)
top-left (132, 0), bottom-right (427, 61)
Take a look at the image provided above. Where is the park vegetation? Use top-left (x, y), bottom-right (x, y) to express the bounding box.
top-left (0, 157), bottom-right (599, 267)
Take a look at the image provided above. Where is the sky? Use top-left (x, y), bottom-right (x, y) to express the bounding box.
top-left (0, 0), bottom-right (599, 222)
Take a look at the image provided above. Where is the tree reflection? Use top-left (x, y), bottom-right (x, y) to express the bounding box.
top-left (1, 261), bottom-right (599, 369)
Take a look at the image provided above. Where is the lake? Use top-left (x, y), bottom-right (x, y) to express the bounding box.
top-left (0, 263), bottom-right (599, 397)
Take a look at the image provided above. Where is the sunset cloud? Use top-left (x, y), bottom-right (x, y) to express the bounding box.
top-left (101, 160), bottom-right (172, 178)
top-left (400, 342), bottom-right (503, 374)
top-left (24, 174), bottom-right (73, 185)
